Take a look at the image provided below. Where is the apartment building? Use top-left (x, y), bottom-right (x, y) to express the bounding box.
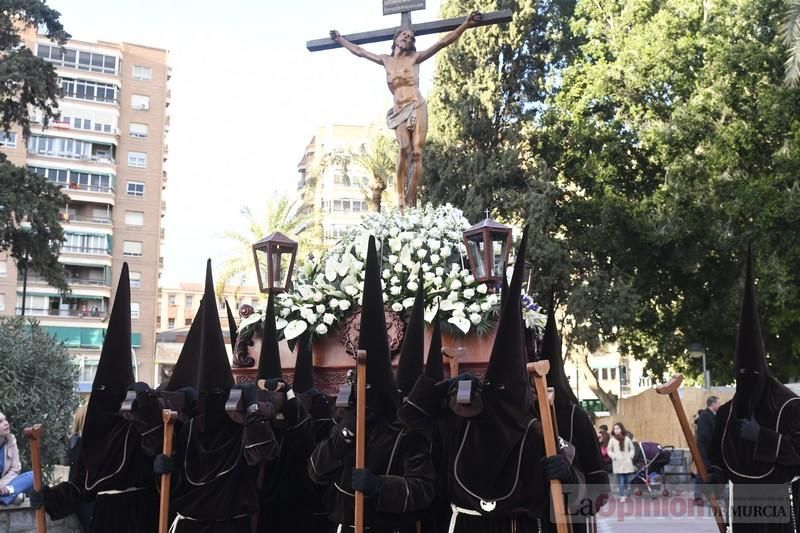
top-left (0, 29), bottom-right (170, 389)
top-left (296, 124), bottom-right (387, 246)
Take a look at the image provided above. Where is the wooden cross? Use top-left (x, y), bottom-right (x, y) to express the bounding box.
top-left (306, 1), bottom-right (512, 52)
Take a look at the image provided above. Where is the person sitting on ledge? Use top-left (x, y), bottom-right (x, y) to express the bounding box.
top-left (0, 412), bottom-right (33, 505)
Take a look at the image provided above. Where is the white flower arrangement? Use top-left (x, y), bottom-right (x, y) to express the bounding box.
top-left (249, 204), bottom-right (546, 341)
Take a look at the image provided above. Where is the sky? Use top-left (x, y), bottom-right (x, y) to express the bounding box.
top-left (48, 0), bottom-right (446, 285)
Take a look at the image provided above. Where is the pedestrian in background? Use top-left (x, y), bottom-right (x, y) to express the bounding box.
top-left (608, 422), bottom-right (636, 502)
top-left (0, 412), bottom-right (33, 505)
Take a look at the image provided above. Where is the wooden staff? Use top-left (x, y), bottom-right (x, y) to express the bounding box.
top-left (354, 349), bottom-right (368, 533)
top-left (23, 424), bottom-right (46, 533)
top-left (158, 410), bottom-right (178, 533)
top-left (528, 361), bottom-right (571, 533)
top-left (656, 374), bottom-right (726, 533)
top-left (443, 348), bottom-right (459, 378)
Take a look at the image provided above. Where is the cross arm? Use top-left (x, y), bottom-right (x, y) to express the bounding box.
top-left (307, 9), bottom-right (513, 52)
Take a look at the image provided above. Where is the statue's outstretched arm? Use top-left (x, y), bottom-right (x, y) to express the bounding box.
top-left (330, 30), bottom-right (384, 66)
top-left (416, 11), bottom-right (482, 63)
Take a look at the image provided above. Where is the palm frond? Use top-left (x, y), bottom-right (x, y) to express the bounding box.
top-left (781, 0), bottom-right (800, 86)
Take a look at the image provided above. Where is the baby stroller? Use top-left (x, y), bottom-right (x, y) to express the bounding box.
top-left (631, 441), bottom-right (673, 497)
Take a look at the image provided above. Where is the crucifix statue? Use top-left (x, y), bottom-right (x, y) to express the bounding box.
top-left (307, 2), bottom-right (512, 210)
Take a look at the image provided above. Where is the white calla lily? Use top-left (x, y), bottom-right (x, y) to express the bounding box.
top-left (284, 320), bottom-right (308, 340)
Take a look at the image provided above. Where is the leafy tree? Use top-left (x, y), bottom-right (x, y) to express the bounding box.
top-left (426, 0), bottom-right (800, 411)
top-left (0, 1), bottom-right (70, 292)
top-left (216, 198), bottom-right (314, 299)
top-left (0, 317), bottom-right (79, 481)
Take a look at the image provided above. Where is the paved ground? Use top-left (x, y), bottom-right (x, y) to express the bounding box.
top-left (595, 494), bottom-right (722, 533)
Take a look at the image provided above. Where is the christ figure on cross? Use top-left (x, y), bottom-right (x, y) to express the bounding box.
top-left (330, 11), bottom-right (482, 210)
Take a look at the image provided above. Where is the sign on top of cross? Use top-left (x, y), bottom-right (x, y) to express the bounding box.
top-left (306, 1), bottom-right (512, 52)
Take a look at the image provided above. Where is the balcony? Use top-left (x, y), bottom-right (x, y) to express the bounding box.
top-left (61, 213), bottom-right (112, 225)
top-left (16, 307), bottom-right (108, 319)
top-left (61, 245), bottom-right (110, 256)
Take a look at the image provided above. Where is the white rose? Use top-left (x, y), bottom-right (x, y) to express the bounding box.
top-left (407, 281), bottom-right (419, 292)
top-left (452, 309), bottom-right (466, 318)
top-left (345, 285), bottom-right (358, 296)
top-left (427, 239), bottom-right (441, 251)
top-left (316, 304), bottom-right (326, 314)
top-left (329, 298), bottom-right (339, 309)
top-left (339, 300), bottom-right (351, 311)
top-left (476, 284), bottom-right (488, 294)
top-left (487, 294), bottom-right (499, 305)
top-left (480, 302), bottom-right (491, 312)
top-left (316, 324), bottom-right (329, 335)
top-left (434, 276), bottom-right (443, 286)
top-left (450, 279), bottom-right (462, 291)
top-left (422, 263), bottom-right (431, 272)
top-left (463, 288), bottom-right (475, 299)
top-left (465, 275), bottom-right (475, 285)
top-left (412, 238), bottom-right (424, 249)
top-left (448, 291), bottom-right (459, 301)
top-left (391, 302), bottom-right (403, 312)
top-left (323, 313), bottom-right (335, 325)
top-left (430, 254), bottom-right (441, 264)
top-left (468, 303), bottom-right (481, 313)
top-left (435, 267), bottom-right (445, 277)
top-left (470, 313), bottom-right (482, 325)
top-left (390, 227), bottom-right (400, 237)
top-left (439, 299), bottom-right (455, 311)
top-left (390, 276), bottom-right (399, 285)
top-left (452, 263), bottom-right (461, 272)
top-left (403, 297), bottom-right (416, 308)
top-left (390, 286), bottom-right (401, 295)
top-left (313, 291), bottom-right (323, 302)
top-left (382, 269), bottom-right (391, 279)
top-left (280, 307), bottom-right (291, 317)
top-left (440, 246), bottom-right (452, 258)
top-left (424, 272), bottom-right (435, 281)
top-left (388, 254), bottom-right (398, 264)
top-left (394, 262), bottom-right (404, 272)
top-left (383, 293), bottom-right (389, 302)
top-left (417, 248), bottom-right (428, 258)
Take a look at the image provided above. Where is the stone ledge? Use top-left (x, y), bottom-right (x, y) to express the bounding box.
top-left (0, 506), bottom-right (82, 533)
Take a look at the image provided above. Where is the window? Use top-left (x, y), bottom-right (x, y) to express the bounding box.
top-left (168, 294), bottom-right (176, 305)
top-left (122, 241), bottom-right (143, 257)
top-left (601, 368), bottom-right (608, 380)
top-left (37, 44), bottom-right (118, 74)
top-left (124, 211), bottom-right (144, 226)
top-left (128, 122), bottom-right (148, 138)
top-left (79, 357), bottom-right (99, 384)
top-left (609, 367), bottom-right (617, 380)
top-left (129, 271), bottom-right (141, 289)
top-left (127, 181), bottom-right (145, 197)
top-left (184, 296), bottom-right (193, 307)
top-left (185, 318), bottom-right (193, 326)
top-left (128, 151), bottom-right (147, 168)
top-left (0, 260), bottom-right (6, 278)
top-left (0, 133), bottom-right (17, 148)
top-left (29, 166), bottom-right (112, 192)
top-left (60, 78), bottom-right (118, 104)
top-left (132, 65), bottom-right (152, 81)
top-left (130, 302), bottom-right (140, 319)
top-left (62, 233), bottom-right (109, 255)
top-left (168, 318), bottom-right (175, 329)
top-left (130, 94), bottom-right (150, 111)
top-left (0, 294), bottom-right (4, 312)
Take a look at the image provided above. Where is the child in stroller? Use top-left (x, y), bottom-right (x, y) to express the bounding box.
top-left (631, 441), bottom-right (673, 497)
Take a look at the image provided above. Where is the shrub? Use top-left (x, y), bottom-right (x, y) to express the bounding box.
top-left (0, 317), bottom-right (79, 482)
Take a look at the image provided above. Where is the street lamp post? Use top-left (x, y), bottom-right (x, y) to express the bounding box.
top-left (688, 342), bottom-right (709, 389)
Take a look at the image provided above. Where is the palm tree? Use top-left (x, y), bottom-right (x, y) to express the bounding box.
top-left (216, 197), bottom-right (315, 300)
top-left (351, 127), bottom-right (397, 213)
top-left (782, 0), bottom-right (800, 86)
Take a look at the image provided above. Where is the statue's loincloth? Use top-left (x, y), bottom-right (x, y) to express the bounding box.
top-left (386, 101), bottom-right (425, 131)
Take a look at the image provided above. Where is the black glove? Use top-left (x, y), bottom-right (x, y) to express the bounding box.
top-left (544, 455), bottom-right (574, 483)
top-left (153, 454), bottom-right (174, 475)
top-left (740, 416), bottom-right (760, 442)
top-left (351, 468), bottom-right (382, 496)
top-left (262, 378), bottom-right (287, 392)
top-left (235, 383), bottom-right (258, 408)
top-left (29, 489), bottom-right (45, 509)
top-left (341, 408), bottom-right (356, 434)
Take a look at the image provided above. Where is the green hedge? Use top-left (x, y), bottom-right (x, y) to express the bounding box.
top-left (0, 317), bottom-right (79, 482)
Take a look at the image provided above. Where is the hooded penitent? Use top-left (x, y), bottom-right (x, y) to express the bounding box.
top-left (732, 248), bottom-right (770, 419)
top-left (453, 227), bottom-right (536, 503)
top-left (225, 300), bottom-right (238, 354)
top-left (396, 270), bottom-right (425, 397)
top-left (166, 260), bottom-right (233, 432)
top-left (257, 294), bottom-right (283, 382)
top-left (292, 330), bottom-right (315, 393)
top-left (80, 263), bottom-right (135, 469)
top-left (538, 293), bottom-right (580, 408)
top-left (358, 235), bottom-right (399, 419)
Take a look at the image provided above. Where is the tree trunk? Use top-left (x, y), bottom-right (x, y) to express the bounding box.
top-left (368, 182), bottom-right (385, 213)
top-left (20, 256), bottom-right (28, 317)
top-left (565, 342), bottom-right (619, 414)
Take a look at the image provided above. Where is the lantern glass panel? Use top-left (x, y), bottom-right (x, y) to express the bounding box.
top-left (254, 247), bottom-right (270, 290)
top-left (491, 235), bottom-right (507, 277)
top-left (273, 248), bottom-right (294, 289)
top-left (466, 238), bottom-right (486, 279)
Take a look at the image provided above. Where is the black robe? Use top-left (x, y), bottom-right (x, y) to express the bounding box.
top-left (553, 402), bottom-right (610, 533)
top-left (170, 410), bottom-right (279, 533)
top-left (257, 394), bottom-right (318, 533)
top-left (709, 378), bottom-right (800, 533)
top-left (41, 417), bottom-right (159, 533)
top-left (308, 416), bottom-right (436, 533)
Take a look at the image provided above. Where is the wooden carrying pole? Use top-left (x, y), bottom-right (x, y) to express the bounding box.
top-left (528, 361), bottom-right (571, 533)
top-left (354, 349), bottom-right (368, 533)
top-left (23, 424), bottom-right (46, 533)
top-left (158, 410), bottom-right (178, 533)
top-left (656, 374), bottom-right (726, 533)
